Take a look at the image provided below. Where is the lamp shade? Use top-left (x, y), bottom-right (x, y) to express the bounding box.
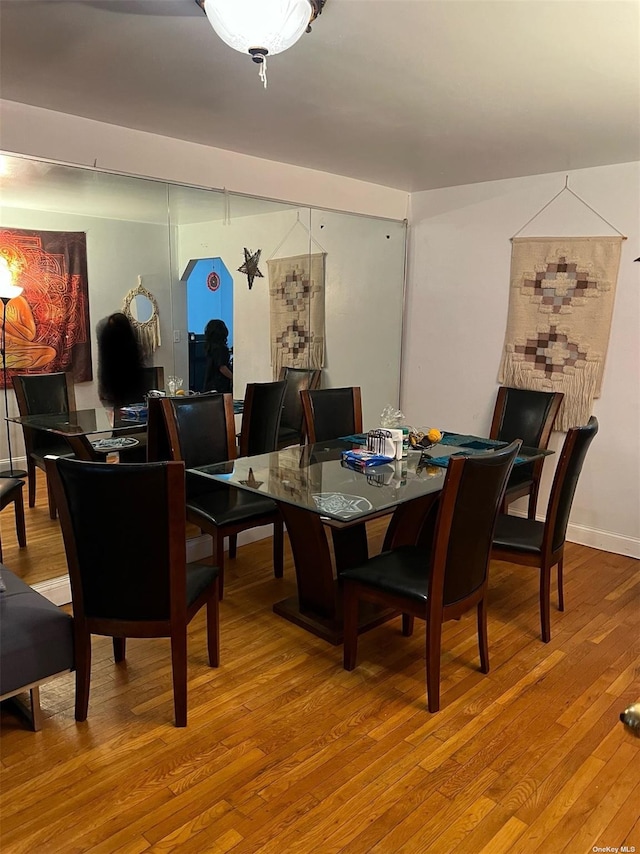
top-left (0, 258), bottom-right (23, 300)
top-left (204, 0), bottom-right (312, 57)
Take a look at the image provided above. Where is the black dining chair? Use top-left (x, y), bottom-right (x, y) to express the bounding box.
top-left (301, 386), bottom-right (363, 444)
top-left (12, 372), bottom-right (77, 519)
top-left (159, 393), bottom-right (284, 596)
top-left (490, 386), bottom-right (564, 518)
top-left (341, 440), bottom-right (521, 712)
top-left (0, 477), bottom-right (27, 562)
top-left (491, 417), bottom-right (598, 643)
top-left (277, 367), bottom-right (322, 449)
top-left (46, 456), bottom-right (220, 727)
top-left (238, 380), bottom-right (287, 457)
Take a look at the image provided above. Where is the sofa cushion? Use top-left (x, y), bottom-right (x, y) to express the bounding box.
top-left (0, 566), bottom-right (74, 697)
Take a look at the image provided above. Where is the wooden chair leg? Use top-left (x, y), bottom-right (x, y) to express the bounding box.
top-left (273, 516), bottom-right (284, 579)
top-left (113, 637), bottom-right (126, 663)
top-left (527, 482), bottom-right (540, 520)
top-left (477, 598), bottom-right (489, 673)
top-left (228, 533), bottom-right (237, 559)
top-left (30, 686), bottom-right (43, 732)
top-left (207, 584), bottom-right (220, 668)
top-left (557, 558), bottom-right (565, 612)
top-left (214, 532), bottom-right (225, 599)
top-left (402, 614), bottom-right (414, 636)
top-left (171, 629), bottom-right (188, 727)
top-left (426, 618), bottom-right (442, 713)
top-left (46, 476), bottom-right (57, 521)
top-left (342, 583), bottom-right (359, 671)
top-left (27, 460), bottom-right (36, 508)
top-left (14, 492), bottom-right (27, 548)
top-left (0, 532), bottom-right (3, 563)
top-left (540, 563), bottom-right (552, 643)
top-left (75, 632), bottom-right (91, 722)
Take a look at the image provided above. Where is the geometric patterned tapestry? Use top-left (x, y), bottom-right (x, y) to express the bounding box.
top-left (268, 253), bottom-right (325, 380)
top-left (0, 228), bottom-right (92, 387)
top-left (499, 236), bottom-right (623, 431)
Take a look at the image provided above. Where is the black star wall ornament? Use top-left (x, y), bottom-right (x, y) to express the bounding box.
top-left (238, 248), bottom-right (264, 290)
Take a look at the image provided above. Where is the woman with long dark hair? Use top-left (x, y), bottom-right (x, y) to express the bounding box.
top-left (203, 319), bottom-right (233, 393)
top-left (97, 312), bottom-right (146, 407)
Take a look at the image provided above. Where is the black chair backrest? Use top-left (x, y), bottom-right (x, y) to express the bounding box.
top-left (240, 381), bottom-right (287, 456)
top-left (491, 387), bottom-right (563, 448)
top-left (303, 387), bottom-right (362, 444)
top-left (547, 417), bottom-right (598, 553)
top-left (48, 457), bottom-right (186, 622)
top-left (279, 368), bottom-right (321, 433)
top-left (160, 393), bottom-right (234, 470)
top-left (432, 440), bottom-right (521, 608)
top-left (12, 372), bottom-right (76, 453)
top-left (141, 366), bottom-right (165, 393)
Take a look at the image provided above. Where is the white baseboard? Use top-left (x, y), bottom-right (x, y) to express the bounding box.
top-left (509, 508), bottom-right (640, 559)
top-left (32, 575), bottom-right (72, 606)
top-left (33, 527), bottom-right (274, 606)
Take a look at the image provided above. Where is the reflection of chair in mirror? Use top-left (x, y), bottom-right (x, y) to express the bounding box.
top-left (239, 380), bottom-right (287, 457)
top-left (12, 372), bottom-right (76, 519)
top-left (342, 440), bottom-right (521, 712)
top-left (46, 456), bottom-right (219, 727)
top-left (490, 386), bottom-right (564, 519)
top-left (277, 367), bottom-right (321, 449)
top-left (159, 394), bottom-right (284, 595)
top-left (301, 386), bottom-right (362, 444)
top-left (492, 417), bottom-right (598, 643)
top-left (141, 365), bottom-right (165, 393)
top-left (0, 477), bottom-right (27, 562)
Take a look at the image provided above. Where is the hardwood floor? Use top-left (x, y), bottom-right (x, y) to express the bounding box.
top-left (1, 478), bottom-right (638, 853)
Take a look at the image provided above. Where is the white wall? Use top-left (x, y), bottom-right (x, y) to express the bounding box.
top-left (403, 161), bottom-right (640, 557)
top-left (0, 206), bottom-right (175, 463)
top-left (178, 208), bottom-right (406, 426)
top-left (0, 101), bottom-right (409, 221)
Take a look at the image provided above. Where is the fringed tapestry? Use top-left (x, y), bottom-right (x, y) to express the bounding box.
top-left (0, 228), bottom-right (92, 387)
top-left (268, 253), bottom-right (325, 380)
top-left (499, 237), bottom-right (622, 430)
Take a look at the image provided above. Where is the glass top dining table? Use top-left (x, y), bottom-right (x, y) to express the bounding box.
top-left (189, 434), bottom-right (551, 524)
top-left (6, 408), bottom-right (144, 436)
top-left (189, 433), bottom-right (552, 644)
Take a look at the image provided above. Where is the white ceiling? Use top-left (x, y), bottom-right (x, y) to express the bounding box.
top-left (1, 0), bottom-right (639, 193)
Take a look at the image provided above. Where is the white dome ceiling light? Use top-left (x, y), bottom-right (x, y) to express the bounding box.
top-left (195, 0), bottom-right (326, 88)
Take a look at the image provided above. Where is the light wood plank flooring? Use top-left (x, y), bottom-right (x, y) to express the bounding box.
top-left (1, 474), bottom-right (638, 853)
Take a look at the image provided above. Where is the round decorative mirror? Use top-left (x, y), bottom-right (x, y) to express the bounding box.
top-left (122, 279), bottom-right (161, 359)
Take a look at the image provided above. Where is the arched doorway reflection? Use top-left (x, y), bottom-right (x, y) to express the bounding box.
top-left (184, 257), bottom-right (233, 392)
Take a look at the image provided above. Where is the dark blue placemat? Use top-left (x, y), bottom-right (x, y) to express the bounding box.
top-left (441, 432), bottom-right (507, 449)
top-left (339, 433), bottom-right (368, 445)
top-left (427, 453), bottom-right (529, 468)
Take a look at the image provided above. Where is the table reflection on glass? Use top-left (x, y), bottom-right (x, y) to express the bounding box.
top-left (190, 436), bottom-right (552, 644)
top-left (7, 408), bottom-right (148, 458)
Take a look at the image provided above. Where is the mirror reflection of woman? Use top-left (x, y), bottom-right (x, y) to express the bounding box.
top-left (203, 319), bottom-right (232, 393)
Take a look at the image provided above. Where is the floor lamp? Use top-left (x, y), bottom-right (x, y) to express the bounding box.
top-left (0, 259), bottom-right (27, 478)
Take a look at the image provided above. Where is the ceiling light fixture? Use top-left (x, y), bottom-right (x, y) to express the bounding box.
top-left (195, 0), bottom-right (326, 88)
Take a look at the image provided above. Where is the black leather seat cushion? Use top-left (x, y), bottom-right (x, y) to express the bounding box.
top-left (505, 463), bottom-right (534, 491)
top-left (32, 439), bottom-right (75, 461)
top-left (0, 478), bottom-right (23, 503)
top-left (493, 514), bottom-right (544, 555)
top-left (186, 562), bottom-right (219, 605)
top-left (278, 426), bottom-right (301, 446)
top-left (187, 486), bottom-right (277, 527)
top-left (0, 566), bottom-right (74, 696)
top-left (341, 546), bottom-right (431, 604)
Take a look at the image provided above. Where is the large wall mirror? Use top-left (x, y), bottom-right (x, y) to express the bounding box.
top-left (0, 152), bottom-right (407, 586)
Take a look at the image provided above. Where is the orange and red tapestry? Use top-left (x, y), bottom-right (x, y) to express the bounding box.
top-left (0, 228), bottom-right (92, 387)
